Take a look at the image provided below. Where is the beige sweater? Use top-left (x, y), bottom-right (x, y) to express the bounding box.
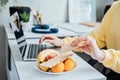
top-left (63, 1), bottom-right (120, 73)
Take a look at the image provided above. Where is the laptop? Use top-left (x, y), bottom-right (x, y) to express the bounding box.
top-left (9, 12), bottom-right (48, 61)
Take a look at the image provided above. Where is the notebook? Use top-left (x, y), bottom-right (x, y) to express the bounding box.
top-left (9, 12), bottom-right (48, 61)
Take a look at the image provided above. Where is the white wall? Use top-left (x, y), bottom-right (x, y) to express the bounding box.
top-left (0, 0), bottom-right (68, 25)
top-left (22, 0), bottom-right (68, 23)
top-left (0, 0), bottom-right (114, 25)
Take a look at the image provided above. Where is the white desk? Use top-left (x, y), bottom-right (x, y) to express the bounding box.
top-left (9, 39), bottom-right (106, 80)
top-left (5, 23), bottom-right (95, 40)
top-left (6, 23), bottom-right (105, 80)
top-left (15, 58), bottom-right (106, 80)
top-left (5, 23), bottom-right (77, 40)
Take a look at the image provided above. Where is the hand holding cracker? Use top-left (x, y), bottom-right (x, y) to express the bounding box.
top-left (71, 36), bottom-right (104, 62)
top-left (61, 37), bottom-right (85, 53)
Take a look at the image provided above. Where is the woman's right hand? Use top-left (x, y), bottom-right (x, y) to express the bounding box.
top-left (71, 36), bottom-right (105, 62)
top-left (39, 35), bottom-right (64, 47)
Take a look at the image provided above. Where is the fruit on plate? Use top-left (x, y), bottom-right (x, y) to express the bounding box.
top-left (37, 49), bottom-right (59, 72)
top-left (39, 65), bottom-right (49, 72)
top-left (51, 62), bottom-right (64, 73)
top-left (45, 53), bottom-right (58, 61)
top-left (37, 49), bottom-right (76, 73)
top-left (37, 49), bottom-right (59, 63)
top-left (64, 58), bottom-right (76, 71)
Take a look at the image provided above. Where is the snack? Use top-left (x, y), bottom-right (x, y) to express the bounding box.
top-left (64, 58), bottom-right (75, 71)
top-left (78, 41), bottom-right (85, 46)
top-left (51, 62), bottom-right (64, 73)
top-left (37, 49), bottom-right (59, 72)
top-left (37, 49), bottom-right (59, 63)
top-left (37, 49), bottom-right (76, 73)
top-left (61, 41), bottom-right (85, 53)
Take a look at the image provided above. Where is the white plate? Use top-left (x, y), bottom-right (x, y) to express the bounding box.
top-left (34, 63), bottom-right (76, 75)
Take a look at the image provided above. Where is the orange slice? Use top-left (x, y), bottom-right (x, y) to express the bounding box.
top-left (51, 62), bottom-right (64, 73)
top-left (64, 58), bottom-right (75, 71)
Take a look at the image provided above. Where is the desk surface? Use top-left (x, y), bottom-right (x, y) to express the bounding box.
top-left (6, 23), bottom-right (106, 80)
top-left (9, 39), bottom-right (106, 80)
top-left (15, 53), bottom-right (106, 80)
top-left (5, 23), bottom-right (95, 39)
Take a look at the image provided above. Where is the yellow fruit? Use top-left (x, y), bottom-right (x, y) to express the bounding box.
top-left (37, 49), bottom-right (59, 72)
top-left (51, 62), bottom-right (64, 73)
top-left (64, 58), bottom-right (75, 71)
top-left (37, 53), bottom-right (42, 63)
top-left (39, 65), bottom-right (49, 72)
top-left (37, 49), bottom-right (59, 63)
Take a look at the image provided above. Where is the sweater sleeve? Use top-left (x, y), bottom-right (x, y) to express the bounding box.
top-left (87, 3), bottom-right (113, 49)
top-left (101, 49), bottom-right (120, 73)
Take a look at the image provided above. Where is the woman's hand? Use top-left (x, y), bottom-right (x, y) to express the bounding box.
top-left (71, 36), bottom-right (105, 62)
top-left (39, 35), bottom-right (64, 47)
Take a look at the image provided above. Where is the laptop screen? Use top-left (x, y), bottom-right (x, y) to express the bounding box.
top-left (9, 12), bottom-right (27, 54)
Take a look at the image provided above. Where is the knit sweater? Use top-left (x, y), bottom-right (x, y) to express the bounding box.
top-left (63, 1), bottom-right (120, 73)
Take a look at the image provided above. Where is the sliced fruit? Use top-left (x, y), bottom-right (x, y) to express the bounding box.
top-left (64, 58), bottom-right (75, 71)
top-left (51, 62), bottom-right (64, 73)
top-left (39, 65), bottom-right (49, 72)
top-left (45, 53), bottom-right (58, 61)
top-left (37, 49), bottom-right (59, 72)
top-left (37, 49), bottom-right (59, 63)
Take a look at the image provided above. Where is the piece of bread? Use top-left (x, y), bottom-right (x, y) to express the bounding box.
top-left (61, 44), bottom-right (73, 53)
top-left (61, 41), bottom-right (85, 53)
top-left (78, 41), bottom-right (85, 46)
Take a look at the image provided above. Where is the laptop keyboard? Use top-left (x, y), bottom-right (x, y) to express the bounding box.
top-left (27, 44), bottom-right (47, 59)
